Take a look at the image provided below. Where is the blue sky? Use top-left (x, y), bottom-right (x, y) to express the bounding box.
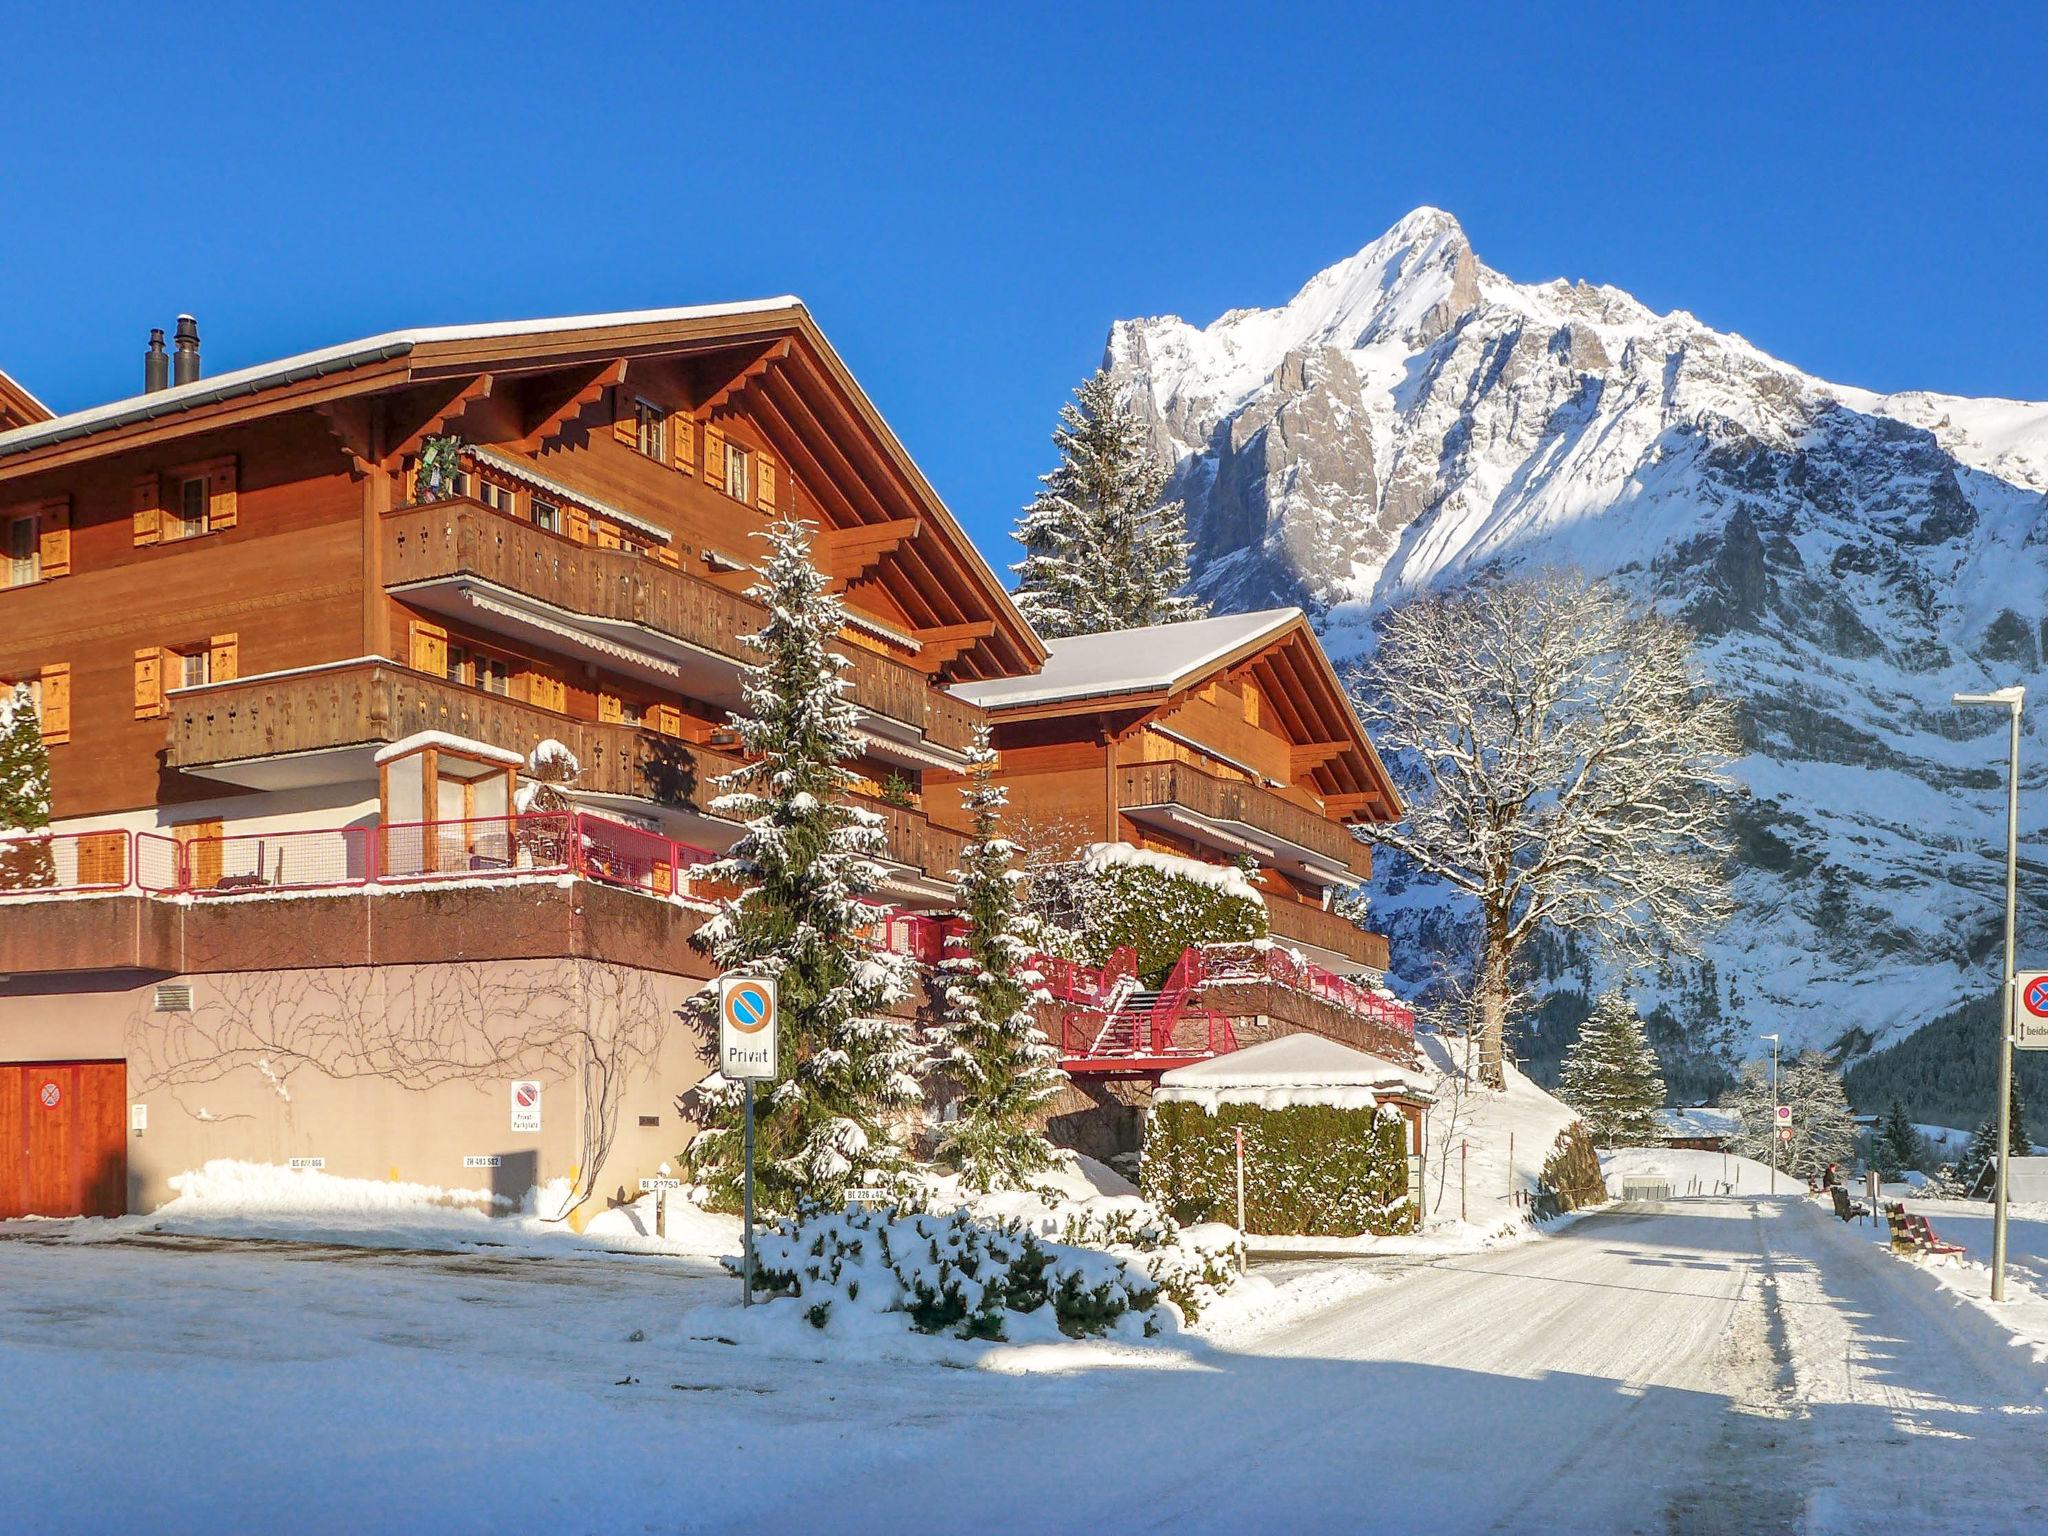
top-left (2, 3), bottom-right (2044, 557)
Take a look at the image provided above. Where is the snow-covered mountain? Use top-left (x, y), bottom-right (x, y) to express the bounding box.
top-left (1105, 207), bottom-right (2048, 1063)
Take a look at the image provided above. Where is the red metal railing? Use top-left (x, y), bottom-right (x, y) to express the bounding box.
top-left (1032, 945), bottom-right (1138, 1006)
top-left (0, 813), bottom-right (716, 902)
top-left (1199, 941), bottom-right (1415, 1034)
top-left (0, 829), bottom-right (131, 895)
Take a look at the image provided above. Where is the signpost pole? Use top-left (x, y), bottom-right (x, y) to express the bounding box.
top-left (742, 1078), bottom-right (757, 1309)
top-left (1992, 699), bottom-right (2022, 1303)
top-left (1233, 1126), bottom-right (1248, 1275)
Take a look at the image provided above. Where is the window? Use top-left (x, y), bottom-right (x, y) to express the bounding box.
top-left (723, 443), bottom-right (751, 504)
top-left (634, 399), bottom-right (666, 461)
top-left (180, 649), bottom-right (211, 689)
top-left (446, 644), bottom-right (509, 696)
top-left (171, 476), bottom-right (210, 540)
top-left (5, 514), bottom-right (38, 587)
top-left (530, 498), bottom-right (560, 535)
top-left (616, 698), bottom-right (643, 727)
top-left (480, 480), bottom-right (518, 516)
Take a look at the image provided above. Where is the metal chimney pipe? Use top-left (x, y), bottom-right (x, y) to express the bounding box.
top-left (172, 314), bottom-right (201, 386)
top-left (144, 328), bottom-right (170, 393)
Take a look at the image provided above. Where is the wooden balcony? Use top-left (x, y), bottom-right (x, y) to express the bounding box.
top-left (1264, 897), bottom-right (1391, 973)
top-left (1115, 760), bottom-right (1372, 880)
top-left (165, 661), bottom-right (960, 880)
top-left (381, 501), bottom-right (978, 755)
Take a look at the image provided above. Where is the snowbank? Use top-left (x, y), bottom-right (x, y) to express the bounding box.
top-left (1413, 1028), bottom-right (1582, 1241)
top-left (1080, 840), bottom-right (1263, 904)
top-left (1600, 1145), bottom-right (1786, 1198)
top-left (1882, 1195), bottom-right (2048, 1368)
top-left (43, 1158), bottom-right (743, 1262)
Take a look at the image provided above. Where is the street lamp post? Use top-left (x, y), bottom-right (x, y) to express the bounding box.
top-left (1762, 1033), bottom-right (1780, 1196)
top-left (1953, 685), bottom-right (2024, 1304)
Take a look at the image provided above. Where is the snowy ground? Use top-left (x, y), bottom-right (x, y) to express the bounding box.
top-left (5, 1195), bottom-right (2045, 1533)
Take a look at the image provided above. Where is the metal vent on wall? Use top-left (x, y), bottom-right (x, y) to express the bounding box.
top-left (153, 983), bottom-right (193, 1013)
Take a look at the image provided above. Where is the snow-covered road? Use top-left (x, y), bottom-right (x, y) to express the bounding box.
top-left (3, 1199), bottom-right (2044, 1533)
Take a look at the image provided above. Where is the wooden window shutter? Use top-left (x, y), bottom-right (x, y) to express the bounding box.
top-left (38, 663), bottom-right (70, 743)
top-left (594, 522), bottom-right (621, 551)
top-left (37, 498), bottom-right (71, 578)
top-left (566, 506), bottom-right (591, 545)
top-left (208, 458), bottom-right (238, 530)
top-left (408, 619), bottom-right (448, 676)
top-left (755, 451), bottom-right (777, 513)
top-left (653, 703), bottom-right (682, 737)
top-left (669, 410), bottom-right (695, 475)
top-left (78, 830), bottom-right (124, 885)
top-left (612, 388), bottom-right (638, 446)
top-left (132, 473), bottom-right (162, 546)
top-left (650, 542), bottom-right (681, 570)
top-left (703, 425), bottom-right (727, 486)
top-left (133, 647), bottom-right (165, 719)
top-left (531, 674), bottom-right (566, 712)
top-left (209, 632), bottom-right (239, 683)
top-left (598, 691), bottom-right (624, 725)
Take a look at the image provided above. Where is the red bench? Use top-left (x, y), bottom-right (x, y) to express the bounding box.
top-left (1883, 1201), bottom-right (1966, 1258)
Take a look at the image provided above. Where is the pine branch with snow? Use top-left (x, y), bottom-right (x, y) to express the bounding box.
top-left (929, 725), bottom-right (1065, 1191)
top-left (1012, 369), bottom-right (1206, 638)
top-left (681, 518), bottom-right (917, 1211)
top-left (1351, 570), bottom-right (1739, 1089)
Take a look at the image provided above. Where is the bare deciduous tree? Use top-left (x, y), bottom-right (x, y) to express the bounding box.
top-left (1352, 570), bottom-right (1740, 1089)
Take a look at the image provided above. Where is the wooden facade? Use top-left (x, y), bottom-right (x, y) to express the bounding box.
top-left (948, 610), bottom-right (1402, 974)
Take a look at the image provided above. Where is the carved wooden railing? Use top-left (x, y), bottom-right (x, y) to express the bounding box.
top-left (382, 499), bottom-right (979, 753)
top-left (1114, 759), bottom-right (1371, 876)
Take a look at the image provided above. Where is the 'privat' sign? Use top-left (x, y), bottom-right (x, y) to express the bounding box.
top-left (718, 974), bottom-right (780, 1080)
top-left (2015, 972), bottom-right (2048, 1051)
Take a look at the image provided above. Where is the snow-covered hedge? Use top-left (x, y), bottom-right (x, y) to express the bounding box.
top-left (743, 1202), bottom-right (1166, 1341)
top-left (1143, 1100), bottom-right (1415, 1237)
top-left (1073, 843), bottom-right (1267, 983)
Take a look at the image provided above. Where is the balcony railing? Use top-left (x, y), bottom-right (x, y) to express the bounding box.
top-left (0, 813), bottom-right (716, 902)
top-left (1200, 941), bottom-right (1412, 1033)
top-left (382, 500), bottom-right (977, 753)
top-left (1115, 760), bottom-right (1371, 878)
top-left (1263, 896), bottom-right (1391, 972)
top-left (165, 662), bottom-right (960, 881)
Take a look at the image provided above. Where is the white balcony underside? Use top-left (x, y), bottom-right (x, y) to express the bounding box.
top-left (1119, 802), bottom-right (1360, 891)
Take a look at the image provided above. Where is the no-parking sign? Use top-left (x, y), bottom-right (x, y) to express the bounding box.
top-left (2016, 972), bottom-right (2048, 1051)
top-left (718, 975), bottom-right (779, 1080)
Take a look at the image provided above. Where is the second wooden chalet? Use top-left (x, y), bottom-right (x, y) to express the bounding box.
top-left (947, 607), bottom-right (1402, 977)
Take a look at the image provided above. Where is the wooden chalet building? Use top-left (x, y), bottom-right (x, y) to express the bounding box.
top-left (0, 306), bottom-right (1409, 1220)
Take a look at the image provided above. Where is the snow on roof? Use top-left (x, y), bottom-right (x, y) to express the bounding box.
top-left (0, 298), bottom-right (803, 459)
top-left (1655, 1107), bottom-right (1739, 1139)
top-left (1155, 1033), bottom-right (1432, 1114)
top-left (951, 608), bottom-right (1302, 710)
top-left (372, 731), bottom-right (525, 768)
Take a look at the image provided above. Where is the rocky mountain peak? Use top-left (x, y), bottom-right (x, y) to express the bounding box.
top-left (1103, 209), bottom-right (2048, 1066)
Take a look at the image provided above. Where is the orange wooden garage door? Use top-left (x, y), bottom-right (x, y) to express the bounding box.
top-left (0, 1061), bottom-right (127, 1218)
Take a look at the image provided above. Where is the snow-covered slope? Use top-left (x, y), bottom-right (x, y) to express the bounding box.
top-left (1107, 208), bottom-right (2048, 1063)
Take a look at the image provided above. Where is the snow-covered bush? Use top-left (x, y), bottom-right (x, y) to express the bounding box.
top-left (1143, 1099), bottom-right (1415, 1238)
top-left (1053, 1204), bottom-right (1243, 1320)
top-left (741, 1202), bottom-right (1164, 1340)
top-left (1070, 843), bottom-right (1266, 983)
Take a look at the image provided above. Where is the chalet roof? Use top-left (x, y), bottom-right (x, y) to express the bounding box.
top-left (1154, 1033), bottom-right (1432, 1109)
top-left (0, 367), bottom-right (52, 428)
top-left (0, 299), bottom-right (800, 458)
top-left (0, 299), bottom-right (1046, 677)
top-left (950, 608), bottom-right (1302, 710)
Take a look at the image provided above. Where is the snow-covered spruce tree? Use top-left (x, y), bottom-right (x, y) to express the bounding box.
top-left (1724, 1051), bottom-right (1859, 1180)
top-left (1557, 990), bottom-right (1666, 1148)
top-left (930, 725), bottom-right (1066, 1191)
top-left (1351, 570), bottom-right (1740, 1089)
top-left (1960, 1075), bottom-right (2030, 1195)
top-left (1011, 369), bottom-right (1206, 639)
top-left (1874, 1097), bottom-right (1923, 1182)
top-left (0, 684), bottom-right (54, 891)
top-left (682, 518), bottom-right (918, 1212)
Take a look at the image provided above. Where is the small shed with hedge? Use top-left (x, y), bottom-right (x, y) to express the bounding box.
top-left (1143, 1034), bottom-right (1434, 1238)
